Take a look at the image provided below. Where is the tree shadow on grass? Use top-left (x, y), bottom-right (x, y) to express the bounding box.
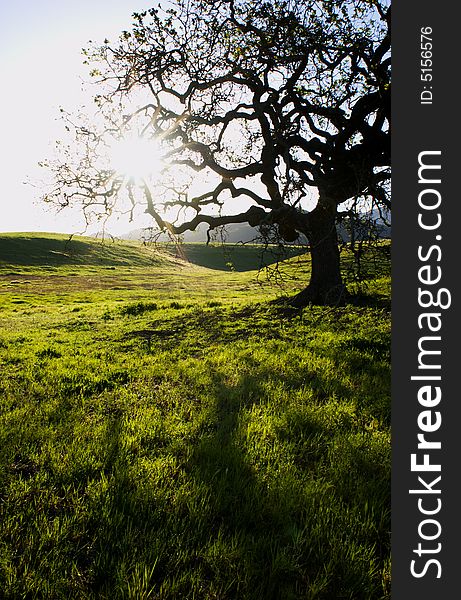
top-left (176, 366), bottom-right (389, 599)
top-left (86, 373), bottom-right (302, 599)
top-left (26, 336), bottom-right (389, 599)
top-left (62, 360), bottom-right (389, 599)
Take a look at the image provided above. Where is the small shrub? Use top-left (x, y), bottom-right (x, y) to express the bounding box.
top-left (36, 348), bottom-right (62, 359)
top-left (119, 301), bottom-right (158, 316)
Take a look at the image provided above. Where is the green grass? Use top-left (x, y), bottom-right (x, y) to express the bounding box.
top-left (0, 232), bottom-right (305, 273)
top-left (0, 234), bottom-right (391, 599)
top-left (162, 241), bottom-right (307, 271)
top-left (0, 232), bottom-right (182, 274)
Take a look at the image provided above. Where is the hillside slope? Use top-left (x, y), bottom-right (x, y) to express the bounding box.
top-left (0, 233), bottom-right (307, 274)
top-left (0, 233), bottom-right (179, 270)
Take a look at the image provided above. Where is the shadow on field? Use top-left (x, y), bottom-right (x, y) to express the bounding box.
top-left (65, 308), bottom-right (390, 598)
top-left (86, 411), bottom-right (168, 597)
top-left (77, 368), bottom-right (387, 598)
top-left (171, 362), bottom-right (387, 598)
top-left (178, 367), bottom-right (317, 599)
top-left (347, 292), bottom-right (391, 311)
top-left (88, 372), bottom-right (308, 599)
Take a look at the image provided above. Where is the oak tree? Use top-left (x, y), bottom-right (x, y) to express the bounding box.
top-left (43, 0), bottom-right (390, 305)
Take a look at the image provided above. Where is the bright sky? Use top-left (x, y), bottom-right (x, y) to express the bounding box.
top-left (0, 0), bottom-right (154, 235)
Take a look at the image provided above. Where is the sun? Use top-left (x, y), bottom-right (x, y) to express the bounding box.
top-left (108, 135), bottom-right (163, 180)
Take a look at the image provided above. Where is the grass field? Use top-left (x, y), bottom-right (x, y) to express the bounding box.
top-left (161, 241), bottom-right (307, 272)
top-left (0, 233), bottom-right (391, 599)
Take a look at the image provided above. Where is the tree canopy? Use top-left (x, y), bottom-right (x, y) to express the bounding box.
top-left (42, 0), bottom-right (391, 305)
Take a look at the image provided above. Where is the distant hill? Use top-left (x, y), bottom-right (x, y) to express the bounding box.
top-left (120, 208), bottom-right (391, 244)
top-left (120, 222), bottom-right (262, 244)
top-left (337, 208), bottom-right (391, 242)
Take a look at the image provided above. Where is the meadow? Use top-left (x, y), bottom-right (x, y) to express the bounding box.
top-left (0, 233), bottom-right (391, 599)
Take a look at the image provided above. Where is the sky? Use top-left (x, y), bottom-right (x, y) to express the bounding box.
top-left (0, 0), bottom-right (155, 235)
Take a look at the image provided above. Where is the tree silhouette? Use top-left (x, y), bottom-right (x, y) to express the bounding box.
top-left (42, 0), bottom-right (390, 305)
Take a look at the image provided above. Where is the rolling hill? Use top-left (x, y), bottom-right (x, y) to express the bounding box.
top-left (0, 232), bottom-right (178, 270)
top-left (0, 232), bottom-right (306, 273)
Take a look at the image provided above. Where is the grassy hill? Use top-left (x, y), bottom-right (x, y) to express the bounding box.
top-left (0, 232), bottom-right (180, 270)
top-left (162, 241), bottom-right (307, 272)
top-left (0, 234), bottom-right (391, 599)
top-left (0, 232), bottom-right (307, 274)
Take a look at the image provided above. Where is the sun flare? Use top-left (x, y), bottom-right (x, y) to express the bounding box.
top-left (108, 136), bottom-right (163, 180)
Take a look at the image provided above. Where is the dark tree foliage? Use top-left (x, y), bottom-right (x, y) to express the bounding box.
top-left (42, 0), bottom-right (390, 305)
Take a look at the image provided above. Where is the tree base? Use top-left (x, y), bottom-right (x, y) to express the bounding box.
top-left (290, 283), bottom-right (348, 307)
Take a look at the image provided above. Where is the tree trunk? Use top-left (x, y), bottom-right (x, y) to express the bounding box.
top-left (291, 201), bottom-right (346, 306)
